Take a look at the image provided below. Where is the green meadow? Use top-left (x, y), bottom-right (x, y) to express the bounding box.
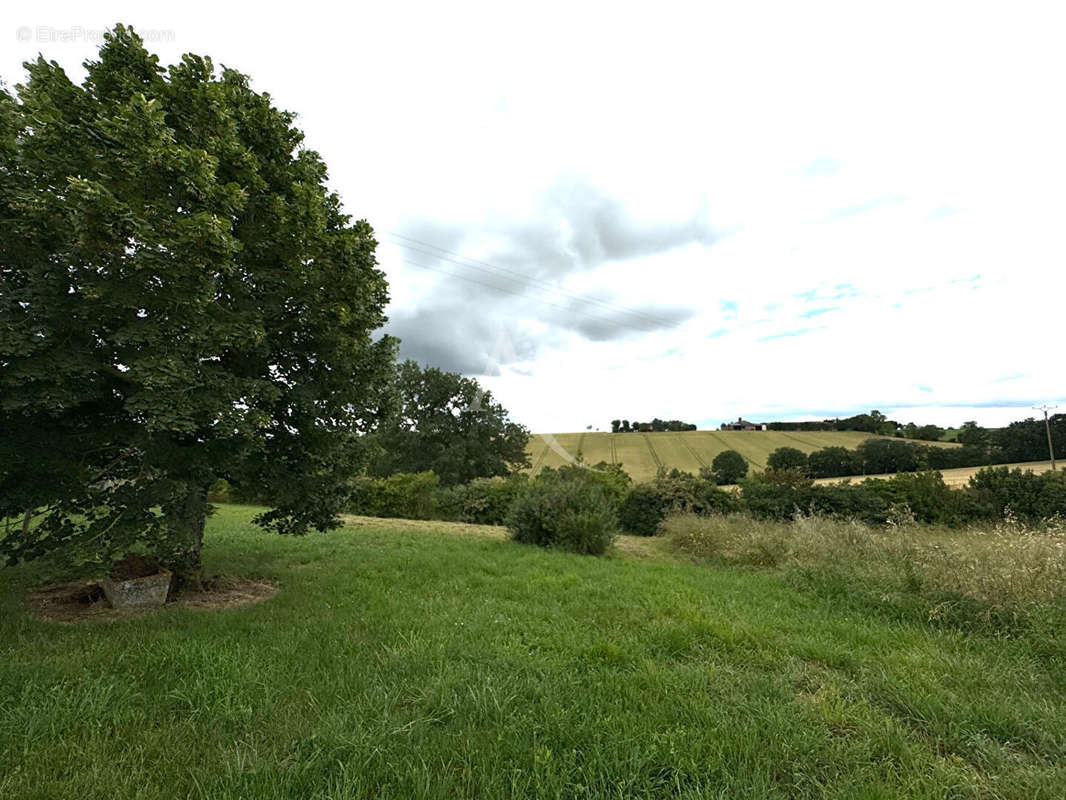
top-left (2, 505), bottom-right (1064, 799)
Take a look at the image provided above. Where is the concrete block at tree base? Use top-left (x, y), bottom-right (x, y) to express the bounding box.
top-left (101, 569), bottom-right (172, 609)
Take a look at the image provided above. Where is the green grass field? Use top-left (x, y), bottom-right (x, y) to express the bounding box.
top-left (529, 430), bottom-right (959, 481)
top-left (3, 505), bottom-right (1065, 798)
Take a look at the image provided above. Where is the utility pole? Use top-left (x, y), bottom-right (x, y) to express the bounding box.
top-left (1033, 404), bottom-right (1058, 470)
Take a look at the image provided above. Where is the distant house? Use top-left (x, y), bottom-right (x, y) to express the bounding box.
top-left (720, 417), bottom-right (766, 431)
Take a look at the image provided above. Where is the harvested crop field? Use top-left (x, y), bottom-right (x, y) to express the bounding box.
top-left (528, 430), bottom-right (959, 482)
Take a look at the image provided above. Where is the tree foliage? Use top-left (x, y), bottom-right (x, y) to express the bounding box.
top-left (766, 447), bottom-right (808, 473)
top-left (806, 446), bottom-right (862, 479)
top-left (0, 27), bottom-right (395, 570)
top-left (710, 449), bottom-right (748, 484)
top-left (368, 361), bottom-right (530, 486)
top-left (993, 415), bottom-right (1066, 464)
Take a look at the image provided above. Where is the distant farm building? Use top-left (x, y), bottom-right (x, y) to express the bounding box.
top-left (720, 417), bottom-right (767, 431)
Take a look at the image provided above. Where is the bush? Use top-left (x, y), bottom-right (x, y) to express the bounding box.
top-left (967, 467), bottom-right (1066, 523)
top-left (507, 480), bottom-right (617, 555)
top-left (533, 462), bottom-right (631, 515)
top-left (710, 450), bottom-right (748, 484)
top-left (766, 447), bottom-right (808, 473)
top-left (206, 478), bottom-right (268, 506)
top-left (349, 472), bottom-right (439, 519)
top-left (740, 471), bottom-right (814, 520)
top-left (436, 475), bottom-right (527, 525)
top-left (657, 470), bottom-right (740, 514)
top-left (861, 472), bottom-right (975, 526)
top-left (618, 485), bottom-right (669, 535)
top-left (206, 479), bottom-right (233, 504)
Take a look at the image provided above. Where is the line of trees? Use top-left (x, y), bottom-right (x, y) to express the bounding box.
top-left (766, 427), bottom-right (1056, 480)
top-left (766, 410), bottom-right (898, 435)
top-left (767, 410), bottom-right (947, 441)
top-left (610, 419), bottom-right (698, 433)
top-left (342, 460), bottom-right (1066, 536)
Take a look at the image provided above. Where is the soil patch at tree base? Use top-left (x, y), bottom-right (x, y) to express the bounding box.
top-left (27, 576), bottom-right (278, 622)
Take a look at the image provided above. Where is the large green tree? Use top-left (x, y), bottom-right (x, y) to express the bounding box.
top-left (369, 361), bottom-right (530, 486)
top-left (0, 27), bottom-right (395, 573)
top-left (766, 446), bottom-right (808, 473)
top-left (709, 449), bottom-right (748, 485)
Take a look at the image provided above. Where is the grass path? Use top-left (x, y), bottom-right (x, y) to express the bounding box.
top-left (2, 506), bottom-right (1065, 798)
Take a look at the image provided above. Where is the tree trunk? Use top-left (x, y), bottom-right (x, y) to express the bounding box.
top-left (168, 485), bottom-right (208, 587)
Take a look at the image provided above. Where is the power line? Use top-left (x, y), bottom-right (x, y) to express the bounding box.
top-left (384, 230), bottom-right (686, 331)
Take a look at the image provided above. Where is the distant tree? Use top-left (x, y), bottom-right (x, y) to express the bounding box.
top-left (915, 424), bottom-right (945, 442)
top-left (710, 450), bottom-right (748, 485)
top-left (0, 27), bottom-right (395, 574)
top-left (807, 447), bottom-right (862, 479)
top-left (956, 421), bottom-right (989, 449)
top-left (993, 415), bottom-right (1066, 463)
top-left (610, 420), bottom-right (621, 433)
top-left (766, 447), bottom-right (808, 473)
top-left (369, 361), bottom-right (530, 486)
top-left (855, 438), bottom-right (920, 475)
top-left (621, 420), bottom-right (631, 432)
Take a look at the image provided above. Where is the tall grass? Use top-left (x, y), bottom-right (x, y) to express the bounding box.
top-left (666, 512), bottom-right (1066, 638)
top-left (6, 505), bottom-right (1066, 797)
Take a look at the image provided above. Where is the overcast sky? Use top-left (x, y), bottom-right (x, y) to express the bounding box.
top-left (5, 1), bottom-right (1064, 432)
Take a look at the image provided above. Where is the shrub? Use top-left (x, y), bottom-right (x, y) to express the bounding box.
top-left (349, 471), bottom-right (439, 519)
top-left (967, 467), bottom-right (1066, 523)
top-left (766, 447), bottom-right (808, 473)
top-left (618, 485), bottom-right (669, 535)
top-left (534, 462), bottom-right (630, 510)
top-left (436, 475), bottom-right (527, 525)
top-left (507, 480), bottom-right (617, 555)
top-left (207, 479), bottom-right (233, 504)
top-left (710, 450), bottom-right (748, 484)
top-left (206, 479), bottom-right (268, 506)
top-left (656, 470), bottom-right (740, 514)
top-left (862, 472), bottom-right (974, 525)
top-left (740, 472), bottom-right (814, 520)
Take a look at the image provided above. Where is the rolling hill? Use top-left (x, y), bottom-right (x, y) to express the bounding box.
top-left (527, 430), bottom-right (959, 482)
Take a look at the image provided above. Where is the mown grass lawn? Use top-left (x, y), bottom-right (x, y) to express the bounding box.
top-left (2, 506), bottom-right (1065, 799)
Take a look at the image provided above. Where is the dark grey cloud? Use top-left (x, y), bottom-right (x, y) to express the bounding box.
top-left (384, 304), bottom-right (537, 376)
top-left (383, 177), bottom-right (714, 373)
top-left (563, 303), bottom-right (696, 342)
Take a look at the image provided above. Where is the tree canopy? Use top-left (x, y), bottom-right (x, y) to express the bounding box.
top-left (0, 27), bottom-right (395, 571)
top-left (766, 447), bottom-right (808, 473)
top-left (710, 449), bottom-right (748, 484)
top-left (368, 361), bottom-right (531, 486)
